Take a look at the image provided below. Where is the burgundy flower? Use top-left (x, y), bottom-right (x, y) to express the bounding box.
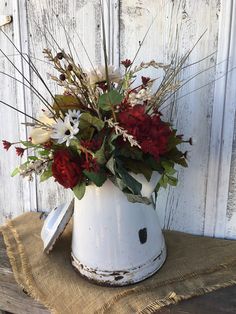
top-left (80, 138), bottom-right (103, 152)
top-left (15, 147), bottom-right (25, 157)
top-left (141, 76), bottom-right (150, 86)
top-left (121, 59), bottom-right (132, 68)
top-left (52, 149), bottom-right (82, 188)
top-left (2, 140), bottom-right (12, 151)
top-left (118, 105), bottom-right (172, 160)
top-left (82, 156), bottom-right (100, 172)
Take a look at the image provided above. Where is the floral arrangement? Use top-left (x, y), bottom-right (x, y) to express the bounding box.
top-left (1, 32), bottom-right (192, 205)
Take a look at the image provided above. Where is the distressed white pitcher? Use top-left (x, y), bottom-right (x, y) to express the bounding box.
top-left (71, 172), bottom-right (166, 286)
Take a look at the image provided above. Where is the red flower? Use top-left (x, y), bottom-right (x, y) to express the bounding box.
top-left (121, 59), bottom-right (132, 68)
top-left (118, 105), bottom-right (172, 160)
top-left (52, 149), bottom-right (82, 188)
top-left (141, 76), bottom-right (150, 86)
top-left (82, 155), bottom-right (100, 172)
top-left (2, 140), bottom-right (12, 151)
top-left (80, 138), bottom-right (103, 152)
top-left (15, 147), bottom-right (25, 157)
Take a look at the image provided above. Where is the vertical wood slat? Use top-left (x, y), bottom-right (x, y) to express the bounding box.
top-left (0, 0), bottom-right (26, 224)
top-left (26, 0), bottom-right (102, 211)
top-left (222, 0), bottom-right (236, 239)
top-left (13, 0), bottom-right (38, 213)
top-left (203, 0), bottom-right (236, 238)
top-left (119, 0), bottom-right (220, 235)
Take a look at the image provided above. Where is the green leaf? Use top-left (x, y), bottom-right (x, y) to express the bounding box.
top-left (38, 150), bottom-right (51, 156)
top-left (83, 170), bottom-right (106, 187)
top-left (125, 193), bottom-right (151, 205)
top-left (118, 145), bottom-right (143, 160)
top-left (11, 167), bottom-right (19, 177)
top-left (28, 156), bottom-right (38, 161)
top-left (53, 95), bottom-right (82, 112)
top-left (94, 140), bottom-right (106, 165)
top-left (166, 175), bottom-right (178, 186)
top-left (107, 132), bottom-right (119, 154)
top-left (106, 157), bottom-right (116, 175)
top-left (73, 182), bottom-right (86, 200)
top-left (20, 141), bottom-right (37, 148)
top-left (121, 158), bottom-right (152, 181)
top-left (98, 90), bottom-right (123, 111)
top-left (158, 174), bottom-right (169, 189)
top-left (161, 160), bottom-right (176, 175)
top-left (116, 161), bottom-right (142, 195)
top-left (40, 168), bottom-right (53, 182)
top-left (80, 113), bottom-right (104, 131)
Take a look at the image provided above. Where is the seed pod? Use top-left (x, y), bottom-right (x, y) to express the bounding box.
top-left (59, 74), bottom-right (66, 81)
top-left (67, 64), bottom-right (73, 71)
top-left (56, 52), bottom-right (64, 60)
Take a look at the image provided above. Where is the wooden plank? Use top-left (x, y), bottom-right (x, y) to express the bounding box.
top-left (158, 284), bottom-right (236, 314)
top-left (223, 0), bottom-right (236, 239)
top-left (25, 0), bottom-right (102, 211)
top-left (119, 0), bottom-right (220, 235)
top-left (0, 0), bottom-right (26, 225)
top-left (0, 235), bottom-right (49, 314)
top-left (204, 0), bottom-right (236, 238)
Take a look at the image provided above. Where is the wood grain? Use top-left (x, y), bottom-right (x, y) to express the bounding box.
top-left (0, 235), bottom-right (49, 314)
top-left (120, 0), bottom-right (219, 235)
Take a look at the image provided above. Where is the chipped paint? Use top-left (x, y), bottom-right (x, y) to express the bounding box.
top-left (71, 245), bottom-right (166, 286)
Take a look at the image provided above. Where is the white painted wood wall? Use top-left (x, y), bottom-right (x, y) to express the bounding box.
top-left (1, 0), bottom-right (236, 239)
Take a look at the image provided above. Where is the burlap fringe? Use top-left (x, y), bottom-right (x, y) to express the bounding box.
top-left (139, 279), bottom-right (236, 313)
top-left (96, 259), bottom-right (236, 313)
top-left (1, 221), bottom-right (58, 314)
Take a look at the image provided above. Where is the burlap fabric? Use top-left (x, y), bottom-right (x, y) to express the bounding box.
top-left (2, 212), bottom-right (236, 314)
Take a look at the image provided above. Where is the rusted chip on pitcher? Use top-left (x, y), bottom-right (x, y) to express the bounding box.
top-left (41, 199), bottom-right (74, 254)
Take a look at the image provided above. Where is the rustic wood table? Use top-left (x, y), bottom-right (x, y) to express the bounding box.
top-left (1, 234), bottom-right (236, 314)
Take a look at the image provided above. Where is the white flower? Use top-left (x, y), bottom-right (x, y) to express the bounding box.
top-left (128, 87), bottom-right (152, 106)
top-left (87, 65), bottom-right (121, 85)
top-left (66, 109), bottom-right (81, 125)
top-left (30, 113), bottom-right (54, 145)
top-left (51, 116), bottom-right (79, 146)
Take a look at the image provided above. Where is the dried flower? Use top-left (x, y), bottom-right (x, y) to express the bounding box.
top-left (15, 147), bottom-right (25, 157)
top-left (141, 76), bottom-right (150, 86)
top-left (121, 59), bottom-right (132, 68)
top-left (30, 114), bottom-right (54, 145)
top-left (87, 65), bottom-right (121, 85)
top-left (2, 140), bottom-right (12, 151)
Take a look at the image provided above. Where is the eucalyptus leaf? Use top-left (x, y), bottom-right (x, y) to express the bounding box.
top-left (125, 193), bottom-right (151, 205)
top-left (116, 161), bottom-right (142, 195)
top-left (106, 157), bottom-right (116, 175)
top-left (83, 170), bottom-right (106, 187)
top-left (73, 182), bottom-right (86, 200)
